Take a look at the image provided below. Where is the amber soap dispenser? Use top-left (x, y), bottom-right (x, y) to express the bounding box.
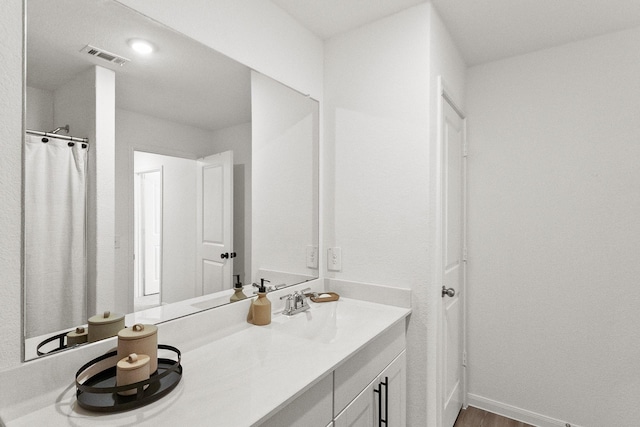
top-left (247, 279), bottom-right (271, 326)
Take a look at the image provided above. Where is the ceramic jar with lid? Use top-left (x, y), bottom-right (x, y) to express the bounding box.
top-left (87, 311), bottom-right (125, 342)
top-left (66, 326), bottom-right (88, 347)
top-left (118, 323), bottom-right (158, 373)
top-left (116, 353), bottom-right (150, 396)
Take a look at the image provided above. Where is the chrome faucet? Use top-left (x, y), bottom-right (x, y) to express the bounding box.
top-left (280, 288), bottom-right (312, 316)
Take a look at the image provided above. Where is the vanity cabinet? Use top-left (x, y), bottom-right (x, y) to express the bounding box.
top-left (334, 351), bottom-right (406, 427)
top-left (334, 320), bottom-right (406, 419)
top-left (261, 320), bottom-right (407, 427)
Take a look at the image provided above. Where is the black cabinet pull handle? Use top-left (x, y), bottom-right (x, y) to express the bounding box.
top-left (220, 253), bottom-right (229, 259)
top-left (381, 376), bottom-right (388, 425)
top-left (374, 383), bottom-right (382, 426)
top-left (230, 252), bottom-right (237, 258)
top-left (374, 377), bottom-right (388, 426)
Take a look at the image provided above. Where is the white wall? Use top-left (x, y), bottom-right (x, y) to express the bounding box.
top-left (25, 86), bottom-right (53, 131)
top-left (465, 27), bottom-right (640, 427)
top-left (324, 4), bottom-right (465, 426)
top-left (0, 0), bottom-right (24, 369)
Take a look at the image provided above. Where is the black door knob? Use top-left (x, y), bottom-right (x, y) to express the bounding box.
top-left (221, 253), bottom-right (229, 259)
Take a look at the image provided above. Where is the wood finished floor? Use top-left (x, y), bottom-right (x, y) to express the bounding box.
top-left (454, 406), bottom-right (535, 427)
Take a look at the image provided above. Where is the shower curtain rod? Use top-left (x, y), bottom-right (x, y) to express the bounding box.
top-left (26, 129), bottom-right (89, 144)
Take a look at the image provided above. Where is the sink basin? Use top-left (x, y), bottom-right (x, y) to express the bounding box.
top-left (270, 301), bottom-right (340, 343)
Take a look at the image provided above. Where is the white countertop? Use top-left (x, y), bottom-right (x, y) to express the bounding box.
top-left (3, 297), bottom-right (410, 427)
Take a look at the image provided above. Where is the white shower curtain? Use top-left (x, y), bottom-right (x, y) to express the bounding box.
top-left (24, 134), bottom-right (88, 338)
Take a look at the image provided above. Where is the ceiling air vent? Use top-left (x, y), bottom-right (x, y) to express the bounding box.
top-left (80, 44), bottom-right (130, 66)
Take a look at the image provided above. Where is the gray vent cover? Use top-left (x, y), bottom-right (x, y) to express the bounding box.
top-left (80, 44), bottom-right (130, 66)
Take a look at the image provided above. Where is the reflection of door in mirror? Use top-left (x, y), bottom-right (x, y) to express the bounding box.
top-left (133, 150), bottom-right (235, 309)
top-left (134, 168), bottom-right (163, 311)
top-left (197, 151), bottom-right (234, 295)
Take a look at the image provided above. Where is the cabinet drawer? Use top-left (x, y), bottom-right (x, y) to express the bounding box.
top-left (334, 320), bottom-right (405, 416)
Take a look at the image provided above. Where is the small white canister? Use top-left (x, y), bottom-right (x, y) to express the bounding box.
top-left (116, 353), bottom-right (150, 396)
top-left (118, 324), bottom-right (158, 373)
top-left (87, 311), bottom-right (125, 343)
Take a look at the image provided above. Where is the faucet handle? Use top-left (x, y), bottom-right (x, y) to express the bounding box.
top-left (298, 288), bottom-right (312, 301)
top-left (280, 293), bottom-right (294, 314)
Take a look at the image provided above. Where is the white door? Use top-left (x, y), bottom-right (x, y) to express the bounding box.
top-left (138, 169), bottom-right (162, 296)
top-left (196, 151), bottom-right (233, 295)
top-left (441, 93), bottom-right (466, 427)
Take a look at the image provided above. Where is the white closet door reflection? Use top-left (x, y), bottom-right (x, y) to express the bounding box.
top-left (197, 151), bottom-right (234, 296)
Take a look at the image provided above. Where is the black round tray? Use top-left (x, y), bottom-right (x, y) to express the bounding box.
top-left (75, 344), bottom-right (182, 412)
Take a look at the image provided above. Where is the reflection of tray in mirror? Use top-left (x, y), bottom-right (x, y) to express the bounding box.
top-left (36, 330), bottom-right (71, 356)
top-left (75, 344), bottom-right (182, 413)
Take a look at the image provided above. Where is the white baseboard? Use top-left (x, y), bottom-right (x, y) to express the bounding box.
top-left (467, 394), bottom-right (584, 427)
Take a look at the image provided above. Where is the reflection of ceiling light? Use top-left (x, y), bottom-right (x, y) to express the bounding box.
top-left (129, 39), bottom-right (154, 54)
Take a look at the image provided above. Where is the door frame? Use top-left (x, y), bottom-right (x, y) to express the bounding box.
top-left (434, 76), bottom-right (468, 426)
top-left (135, 167), bottom-right (163, 299)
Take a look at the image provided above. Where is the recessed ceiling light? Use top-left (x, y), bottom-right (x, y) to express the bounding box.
top-left (128, 39), bottom-right (154, 55)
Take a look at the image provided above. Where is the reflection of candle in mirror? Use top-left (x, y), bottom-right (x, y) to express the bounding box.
top-left (66, 326), bottom-right (88, 347)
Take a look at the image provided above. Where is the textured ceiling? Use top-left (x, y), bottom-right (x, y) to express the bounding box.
top-left (272, 0), bottom-right (640, 66)
top-left (270, 0), bottom-right (427, 39)
top-left (431, 0), bottom-right (640, 65)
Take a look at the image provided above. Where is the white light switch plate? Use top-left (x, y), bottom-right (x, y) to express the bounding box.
top-left (328, 247), bottom-right (342, 271)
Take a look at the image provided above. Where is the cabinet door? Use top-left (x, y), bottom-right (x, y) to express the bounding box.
top-left (334, 381), bottom-right (376, 427)
top-left (336, 350), bottom-right (407, 427)
top-left (375, 351), bottom-right (406, 427)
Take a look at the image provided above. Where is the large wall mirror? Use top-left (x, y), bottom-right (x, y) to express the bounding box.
top-left (24, 0), bottom-right (319, 360)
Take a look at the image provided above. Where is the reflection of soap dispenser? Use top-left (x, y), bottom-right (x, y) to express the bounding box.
top-left (247, 279), bottom-right (271, 326)
top-left (230, 275), bottom-right (247, 302)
